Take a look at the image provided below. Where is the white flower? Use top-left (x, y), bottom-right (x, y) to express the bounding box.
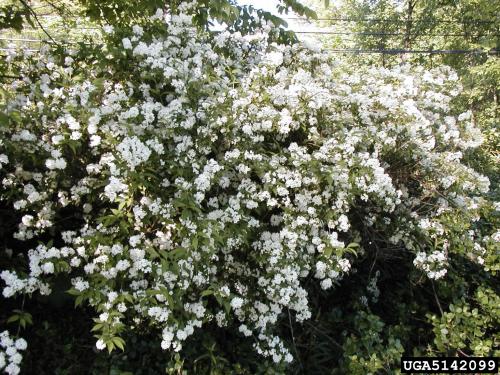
top-left (41, 262), bottom-right (54, 274)
top-left (116, 136), bottom-right (151, 170)
top-left (132, 25), bottom-right (144, 36)
top-left (230, 297), bottom-right (244, 310)
top-left (90, 135), bottom-right (101, 147)
top-left (103, 25), bottom-right (114, 34)
top-left (14, 339), bottom-right (27, 351)
top-left (21, 215), bottom-right (34, 226)
top-left (104, 177), bottom-right (128, 201)
top-left (45, 158), bottom-right (67, 170)
top-left (265, 51), bottom-right (283, 67)
top-left (122, 38), bottom-right (132, 49)
top-left (0, 154), bottom-right (8, 168)
top-left (96, 339), bottom-right (106, 350)
top-left (5, 363), bottom-right (20, 375)
top-left (320, 278), bottom-right (332, 290)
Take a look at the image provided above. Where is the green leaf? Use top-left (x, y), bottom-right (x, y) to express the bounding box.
top-left (0, 112), bottom-right (9, 126)
top-left (181, 209), bottom-right (191, 220)
top-left (159, 287), bottom-right (175, 306)
top-left (67, 288), bottom-right (81, 296)
top-left (106, 340), bottom-right (115, 354)
top-left (23, 313), bottom-right (32, 326)
top-left (147, 246), bottom-right (160, 259)
top-left (7, 315), bottom-right (19, 324)
top-left (9, 110), bottom-right (21, 123)
top-left (168, 247), bottom-right (187, 260)
top-left (201, 289), bottom-right (214, 297)
top-left (112, 336), bottom-right (125, 351)
top-left (92, 78), bottom-right (106, 90)
top-left (75, 295), bottom-right (85, 307)
top-left (223, 300), bottom-right (231, 314)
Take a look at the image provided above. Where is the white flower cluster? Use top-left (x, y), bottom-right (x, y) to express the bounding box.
top-left (0, 4), bottom-right (496, 366)
top-left (116, 136), bottom-right (152, 171)
top-left (413, 251), bottom-right (448, 279)
top-left (0, 332), bottom-right (26, 375)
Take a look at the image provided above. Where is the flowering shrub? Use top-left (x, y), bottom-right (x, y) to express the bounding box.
top-left (0, 4), bottom-right (498, 371)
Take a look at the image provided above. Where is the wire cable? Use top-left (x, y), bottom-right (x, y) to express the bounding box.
top-left (284, 17), bottom-right (498, 24)
top-left (294, 31), bottom-right (499, 37)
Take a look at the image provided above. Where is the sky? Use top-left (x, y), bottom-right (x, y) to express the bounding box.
top-left (208, 0), bottom-right (334, 42)
top-left (237, 0), bottom-right (282, 14)
top-left (235, 0), bottom-right (324, 36)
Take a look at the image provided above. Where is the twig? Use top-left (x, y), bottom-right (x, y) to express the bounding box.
top-left (304, 321), bottom-right (343, 350)
top-left (18, 0), bottom-right (59, 45)
top-left (367, 239), bottom-right (379, 281)
top-left (431, 281), bottom-right (469, 357)
top-left (16, 295), bottom-right (26, 337)
top-left (43, 0), bottom-right (67, 14)
top-left (431, 280), bottom-right (444, 315)
top-left (457, 348), bottom-right (471, 357)
top-left (288, 309), bottom-right (303, 370)
top-left (0, 74), bottom-right (22, 79)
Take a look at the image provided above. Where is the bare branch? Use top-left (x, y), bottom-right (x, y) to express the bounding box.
top-left (18, 0), bottom-right (59, 45)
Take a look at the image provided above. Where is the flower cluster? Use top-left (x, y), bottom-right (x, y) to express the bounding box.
top-left (0, 332), bottom-right (26, 375)
top-left (0, 3), bottom-right (497, 368)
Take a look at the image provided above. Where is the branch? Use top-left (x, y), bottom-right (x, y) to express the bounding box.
top-left (304, 321), bottom-right (343, 350)
top-left (431, 280), bottom-right (444, 315)
top-left (288, 309), bottom-right (303, 370)
top-left (18, 0), bottom-right (59, 45)
top-left (457, 348), bottom-right (471, 357)
top-left (43, 0), bottom-right (66, 14)
top-left (0, 74), bottom-right (22, 79)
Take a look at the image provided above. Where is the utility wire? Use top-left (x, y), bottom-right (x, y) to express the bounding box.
top-left (1, 32), bottom-right (497, 57)
top-left (1, 25), bottom-right (498, 55)
top-left (31, 13), bottom-right (499, 24)
top-left (0, 37), bottom-right (85, 44)
top-left (3, 28), bottom-right (496, 41)
top-left (2, 47), bottom-right (496, 55)
top-left (1, 48), bottom-right (40, 52)
top-left (284, 17), bottom-right (498, 24)
top-left (295, 31), bottom-right (499, 37)
top-left (323, 48), bottom-right (499, 54)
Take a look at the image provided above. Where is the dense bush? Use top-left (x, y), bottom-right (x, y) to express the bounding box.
top-left (0, 3), bottom-right (498, 374)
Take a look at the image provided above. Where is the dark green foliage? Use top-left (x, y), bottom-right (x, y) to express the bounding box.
top-left (0, 2), bottom-right (31, 32)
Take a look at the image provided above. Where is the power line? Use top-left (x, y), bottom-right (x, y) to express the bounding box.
top-left (30, 13), bottom-right (500, 25)
top-left (1, 35), bottom-right (498, 55)
top-left (284, 17), bottom-right (498, 24)
top-left (0, 37), bottom-right (87, 45)
top-left (0, 48), bottom-right (40, 52)
top-left (3, 29), bottom-right (497, 45)
top-left (17, 26), bottom-right (100, 31)
top-left (32, 12), bottom-right (499, 24)
top-left (294, 31), bottom-right (498, 37)
top-left (0, 37), bottom-right (56, 43)
top-left (2, 47), bottom-right (496, 55)
top-left (323, 48), bottom-right (499, 54)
